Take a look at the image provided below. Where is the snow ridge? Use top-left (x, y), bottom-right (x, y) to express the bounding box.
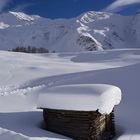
top-left (9, 11), bottom-right (40, 21)
top-left (80, 11), bottom-right (112, 23)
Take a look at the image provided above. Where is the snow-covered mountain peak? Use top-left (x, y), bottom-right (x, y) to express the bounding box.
top-left (80, 11), bottom-right (112, 23)
top-left (0, 11), bottom-right (139, 52)
top-left (0, 11), bottom-right (41, 27)
top-left (9, 11), bottom-right (40, 21)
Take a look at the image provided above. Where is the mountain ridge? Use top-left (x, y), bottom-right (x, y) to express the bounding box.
top-left (0, 11), bottom-right (139, 52)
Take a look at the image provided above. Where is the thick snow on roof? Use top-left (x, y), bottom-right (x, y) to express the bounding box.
top-left (37, 84), bottom-right (121, 114)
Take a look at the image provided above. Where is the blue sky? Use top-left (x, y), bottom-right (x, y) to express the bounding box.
top-left (0, 0), bottom-right (140, 18)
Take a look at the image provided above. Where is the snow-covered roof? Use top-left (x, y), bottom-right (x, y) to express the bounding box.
top-left (37, 84), bottom-right (122, 114)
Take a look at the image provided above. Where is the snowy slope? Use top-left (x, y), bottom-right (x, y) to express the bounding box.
top-left (0, 11), bottom-right (139, 52)
top-left (0, 49), bottom-right (140, 140)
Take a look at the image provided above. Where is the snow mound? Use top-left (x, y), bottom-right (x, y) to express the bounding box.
top-left (37, 84), bottom-right (121, 114)
top-left (9, 11), bottom-right (40, 21)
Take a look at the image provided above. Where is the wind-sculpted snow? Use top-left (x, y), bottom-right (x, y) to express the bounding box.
top-left (0, 49), bottom-right (140, 139)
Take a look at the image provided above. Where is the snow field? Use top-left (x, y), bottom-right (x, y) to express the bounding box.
top-left (0, 48), bottom-right (140, 139)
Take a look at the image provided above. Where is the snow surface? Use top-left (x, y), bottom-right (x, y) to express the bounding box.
top-left (0, 48), bottom-right (140, 139)
top-left (38, 84), bottom-right (121, 114)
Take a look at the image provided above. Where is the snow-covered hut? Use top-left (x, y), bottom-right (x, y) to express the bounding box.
top-left (37, 84), bottom-right (121, 140)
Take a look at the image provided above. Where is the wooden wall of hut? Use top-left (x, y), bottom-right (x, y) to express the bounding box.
top-left (42, 108), bottom-right (115, 140)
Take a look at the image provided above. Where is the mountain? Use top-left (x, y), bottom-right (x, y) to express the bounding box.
top-left (0, 11), bottom-right (139, 52)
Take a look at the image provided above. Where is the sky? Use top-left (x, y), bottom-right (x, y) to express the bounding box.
top-left (0, 0), bottom-right (140, 19)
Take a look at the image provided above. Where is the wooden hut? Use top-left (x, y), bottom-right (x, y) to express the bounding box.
top-left (38, 84), bottom-right (121, 140)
